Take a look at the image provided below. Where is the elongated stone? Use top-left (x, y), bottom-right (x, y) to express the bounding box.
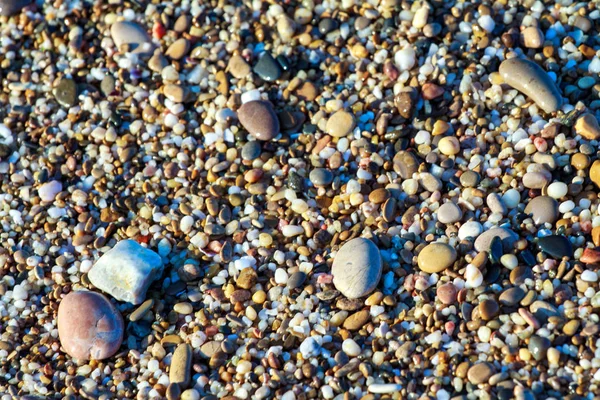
top-left (170, 343), bottom-right (192, 388)
top-left (499, 58), bottom-right (562, 113)
top-left (88, 240), bottom-right (164, 305)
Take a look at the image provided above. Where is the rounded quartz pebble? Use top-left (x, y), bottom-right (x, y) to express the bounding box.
top-left (237, 100), bottom-right (280, 141)
top-left (57, 291), bottom-right (124, 360)
top-left (326, 110), bottom-right (355, 137)
top-left (332, 237), bottom-right (382, 299)
top-left (417, 243), bottom-right (457, 273)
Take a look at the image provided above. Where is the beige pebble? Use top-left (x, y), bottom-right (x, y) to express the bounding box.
top-left (326, 110), bottom-right (355, 137)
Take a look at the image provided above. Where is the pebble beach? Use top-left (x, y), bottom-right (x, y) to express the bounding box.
top-left (2, 0), bottom-right (600, 399)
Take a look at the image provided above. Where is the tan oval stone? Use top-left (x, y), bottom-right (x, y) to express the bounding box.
top-left (417, 243), bottom-right (457, 273)
top-left (170, 343), bottom-right (192, 388)
top-left (238, 100), bottom-right (280, 141)
top-left (326, 110), bottom-right (355, 137)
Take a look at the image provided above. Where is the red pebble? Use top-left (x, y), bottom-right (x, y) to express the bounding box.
top-left (152, 21), bottom-right (166, 39)
top-left (580, 248), bottom-right (600, 264)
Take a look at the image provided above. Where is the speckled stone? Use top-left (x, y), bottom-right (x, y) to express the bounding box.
top-left (238, 101), bottom-right (280, 141)
top-left (57, 291), bottom-right (124, 360)
top-left (332, 238), bottom-right (382, 299)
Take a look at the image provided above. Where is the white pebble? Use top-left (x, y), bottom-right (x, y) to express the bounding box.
top-left (581, 270), bottom-right (598, 282)
top-left (547, 182), bottom-right (568, 199)
top-left (38, 181), bottom-right (62, 202)
top-left (394, 47), bottom-right (416, 71)
top-left (342, 339), bottom-right (362, 357)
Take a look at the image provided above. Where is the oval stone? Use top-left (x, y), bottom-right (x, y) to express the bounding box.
top-left (57, 291), bottom-right (124, 360)
top-left (110, 21), bottom-right (153, 55)
top-left (417, 243), bottom-right (457, 273)
top-left (474, 227), bottom-right (518, 253)
top-left (332, 237), bottom-right (383, 299)
top-left (524, 196), bottom-right (558, 225)
top-left (238, 100), bottom-right (280, 141)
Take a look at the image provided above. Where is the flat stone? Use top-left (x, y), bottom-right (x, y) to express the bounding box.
top-left (228, 55), bottom-right (251, 79)
top-left (110, 21), bottom-right (153, 55)
top-left (53, 78), bottom-right (77, 108)
top-left (460, 170), bottom-right (480, 187)
top-left (437, 202), bottom-right (462, 224)
top-left (199, 341), bottom-right (222, 358)
top-left (88, 239), bottom-right (164, 305)
top-left (474, 228), bottom-right (518, 253)
top-left (537, 235), bottom-right (573, 259)
top-left (166, 38), bottom-right (190, 60)
top-left (524, 196), bottom-right (558, 225)
top-left (0, 0), bottom-right (31, 16)
top-left (309, 168), bottom-right (333, 186)
top-left (419, 172), bottom-right (442, 192)
top-left (238, 100), bottom-right (280, 141)
top-left (499, 287), bottom-right (525, 306)
top-left (467, 362), bottom-right (494, 385)
top-left (332, 237), bottom-right (383, 299)
top-left (57, 291), bottom-right (124, 360)
top-left (326, 110), bottom-right (355, 137)
top-left (241, 141), bottom-right (262, 160)
top-left (575, 113), bottom-right (600, 141)
top-left (253, 52), bottom-right (282, 82)
top-left (170, 344), bottom-right (192, 388)
top-left (417, 242), bottom-right (457, 274)
top-left (499, 58), bottom-right (562, 114)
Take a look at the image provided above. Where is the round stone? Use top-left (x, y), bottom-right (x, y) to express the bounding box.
top-left (524, 196), bottom-right (558, 225)
top-left (590, 160), bottom-right (600, 188)
top-left (309, 168), bottom-right (334, 186)
top-left (417, 243), bottom-right (457, 274)
top-left (467, 362), bottom-right (494, 385)
top-left (499, 287), bottom-right (525, 306)
top-left (436, 283), bottom-right (457, 305)
top-left (460, 170), bottom-right (479, 187)
top-left (57, 291), bottom-right (124, 360)
top-left (53, 78), bottom-right (77, 108)
top-left (546, 182), bottom-right (568, 199)
top-left (474, 227), bottom-right (518, 253)
top-left (437, 202), bottom-right (462, 224)
top-left (228, 55), bottom-right (251, 79)
top-left (479, 299), bottom-right (499, 321)
top-left (241, 141), bottom-right (262, 160)
top-left (238, 100), bottom-right (280, 141)
top-left (332, 237), bottom-right (383, 299)
top-left (438, 136), bottom-right (460, 155)
top-left (458, 220), bottom-right (483, 241)
top-left (326, 110), bottom-right (355, 137)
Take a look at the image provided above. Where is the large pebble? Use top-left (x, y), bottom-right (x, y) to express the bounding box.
top-left (39, 180), bottom-right (62, 202)
top-left (437, 202), bottom-right (462, 224)
top-left (238, 101), bottom-right (280, 141)
top-left (474, 227), bottom-right (518, 253)
top-left (499, 58), bottom-right (562, 114)
top-left (332, 238), bottom-right (382, 299)
top-left (88, 240), bottom-right (164, 305)
top-left (110, 21), bottom-right (153, 55)
top-left (170, 343), bottom-right (192, 388)
top-left (326, 110), bottom-right (355, 137)
top-left (524, 196), bottom-right (558, 225)
top-left (417, 243), bottom-right (457, 273)
top-left (57, 291), bottom-right (124, 360)
top-left (467, 362), bottom-right (494, 385)
top-left (0, 0), bottom-right (31, 16)
top-left (574, 113), bottom-right (600, 141)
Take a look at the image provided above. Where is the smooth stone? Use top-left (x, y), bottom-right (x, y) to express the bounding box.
top-left (521, 27), bottom-right (544, 48)
top-left (57, 291), bottom-right (124, 360)
top-left (437, 202), bottom-right (462, 224)
top-left (499, 58), bottom-right (562, 114)
top-left (590, 160), bottom-right (600, 188)
top-left (100, 75), bottom-right (116, 97)
top-left (437, 283), bottom-right (457, 305)
top-left (419, 173), bottom-right (442, 192)
top-left (319, 18), bottom-right (338, 34)
top-left (199, 341), bottom-right (221, 358)
top-left (0, 0), bottom-right (31, 16)
top-left (467, 362), bottom-right (494, 385)
top-left (522, 171), bottom-right (550, 189)
top-left (499, 287), bottom-right (525, 306)
top-left (326, 110), bottom-right (355, 137)
top-left (309, 168), bottom-right (334, 186)
top-left (296, 81), bottom-right (318, 101)
top-left (53, 78), bottom-right (77, 107)
top-left (110, 21), bottom-right (153, 55)
top-left (524, 196), bottom-right (558, 224)
top-left (479, 299), bottom-right (499, 321)
top-left (393, 151), bottom-right (419, 179)
top-left (332, 238), bottom-right (383, 299)
top-left (537, 235), bottom-right (573, 259)
top-left (343, 309), bottom-right (370, 330)
top-left (163, 84), bottom-right (188, 103)
top-left (474, 228), bottom-right (518, 253)
top-left (528, 335), bottom-right (551, 361)
top-left (88, 239), bottom-right (164, 305)
top-left (510, 265), bottom-right (533, 285)
top-left (228, 55), bottom-right (251, 79)
top-left (458, 220), bottom-right (483, 241)
top-left (417, 243), bottom-right (457, 273)
top-left (39, 180), bottom-right (62, 202)
top-left (241, 141), bottom-right (262, 160)
top-left (489, 236), bottom-right (503, 264)
top-left (236, 268), bottom-right (257, 289)
top-left (238, 101), bottom-right (280, 141)
top-left (530, 300), bottom-right (559, 323)
top-left (165, 38), bottom-right (190, 60)
top-left (287, 271), bottom-right (306, 289)
top-left (170, 343), bottom-right (192, 388)
top-left (486, 193), bottom-right (506, 215)
top-left (253, 52), bottom-right (282, 82)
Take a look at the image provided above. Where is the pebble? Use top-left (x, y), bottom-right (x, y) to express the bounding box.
top-left (38, 180), bottom-right (62, 202)
top-left (546, 182), bottom-right (568, 199)
top-left (110, 21), bottom-right (153, 55)
top-left (467, 362), bottom-right (494, 385)
top-left (417, 243), bottom-right (457, 273)
top-left (53, 78), bottom-right (77, 107)
top-left (590, 160), bottom-right (600, 188)
top-left (458, 221), bottom-right (483, 240)
top-left (575, 113), bottom-right (600, 141)
top-left (474, 228), bottom-right (518, 253)
top-left (332, 238), bottom-right (382, 299)
top-left (343, 309), bottom-right (370, 330)
top-left (165, 38), bottom-right (189, 60)
top-left (287, 271), bottom-right (306, 289)
top-left (163, 84), bottom-right (187, 103)
top-left (499, 287), bottom-right (525, 306)
top-left (368, 384), bottom-right (403, 394)
top-left (319, 18), bottom-right (338, 34)
top-left (228, 55), bottom-right (251, 79)
top-left (524, 196), bottom-right (558, 225)
top-left (253, 52), bottom-right (282, 82)
top-left (537, 235), bottom-right (573, 259)
top-left (528, 335), bottom-right (551, 361)
top-left (57, 291), bottom-right (124, 360)
top-left (521, 27), bottom-right (544, 48)
top-left (437, 202), bottom-right (462, 224)
top-left (326, 110), bottom-right (355, 137)
top-left (479, 299), bottom-right (499, 321)
top-left (436, 283), bottom-right (457, 305)
top-left (309, 168), bottom-right (333, 186)
top-left (438, 136), bottom-right (460, 155)
top-left (170, 344), bottom-right (192, 388)
top-left (342, 339), bottom-right (362, 357)
top-left (88, 240), bottom-right (164, 305)
top-left (499, 58), bottom-right (562, 114)
top-left (238, 101), bottom-right (280, 141)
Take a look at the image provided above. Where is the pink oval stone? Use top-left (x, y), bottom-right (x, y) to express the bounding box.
top-left (436, 283), bottom-right (457, 305)
top-left (57, 291), bottom-right (124, 361)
